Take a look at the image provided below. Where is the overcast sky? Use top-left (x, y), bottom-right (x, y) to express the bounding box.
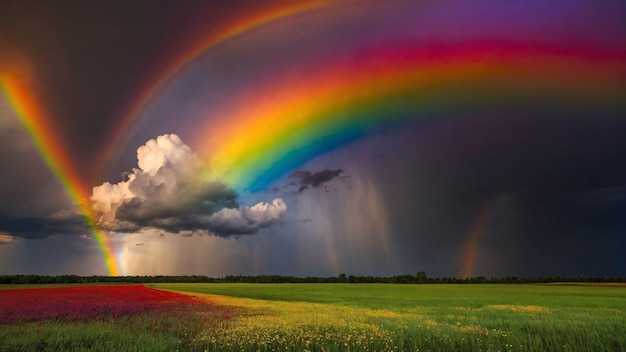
top-left (1, 0), bottom-right (625, 278)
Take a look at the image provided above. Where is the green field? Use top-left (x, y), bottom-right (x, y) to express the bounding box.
top-left (1, 283), bottom-right (625, 351)
top-left (151, 283), bottom-right (626, 352)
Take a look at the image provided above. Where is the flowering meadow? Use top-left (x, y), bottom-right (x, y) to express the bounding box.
top-left (156, 283), bottom-right (626, 352)
top-left (0, 285), bottom-right (200, 323)
top-left (0, 285), bottom-right (237, 351)
top-left (1, 283), bottom-right (626, 351)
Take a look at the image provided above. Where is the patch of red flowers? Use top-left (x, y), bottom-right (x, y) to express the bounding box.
top-left (0, 285), bottom-right (200, 324)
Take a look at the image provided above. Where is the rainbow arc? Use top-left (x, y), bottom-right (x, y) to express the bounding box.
top-left (1, 73), bottom-right (121, 276)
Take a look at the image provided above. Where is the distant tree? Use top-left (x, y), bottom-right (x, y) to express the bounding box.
top-left (391, 275), bottom-right (414, 284)
top-left (338, 273), bottom-right (347, 283)
top-left (416, 271), bottom-right (427, 284)
top-left (0, 273), bottom-right (622, 285)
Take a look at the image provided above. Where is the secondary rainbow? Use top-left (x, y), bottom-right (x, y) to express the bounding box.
top-left (459, 201), bottom-right (494, 279)
top-left (0, 73), bottom-right (121, 276)
top-left (99, 0), bottom-right (331, 173)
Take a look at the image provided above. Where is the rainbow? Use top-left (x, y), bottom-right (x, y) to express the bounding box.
top-left (99, 0), bottom-right (331, 173)
top-left (459, 201), bottom-right (493, 279)
top-left (187, 40), bottom-right (624, 276)
top-left (193, 41), bottom-right (626, 191)
top-left (0, 73), bottom-right (121, 276)
top-left (3, 3), bottom-right (623, 277)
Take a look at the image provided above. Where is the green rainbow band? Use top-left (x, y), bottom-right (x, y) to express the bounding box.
top-left (195, 42), bottom-right (626, 191)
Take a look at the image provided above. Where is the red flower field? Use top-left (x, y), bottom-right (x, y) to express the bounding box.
top-left (0, 285), bottom-right (200, 324)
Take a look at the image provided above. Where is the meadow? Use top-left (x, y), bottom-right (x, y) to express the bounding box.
top-left (1, 283), bottom-right (625, 351)
top-left (0, 285), bottom-right (236, 351)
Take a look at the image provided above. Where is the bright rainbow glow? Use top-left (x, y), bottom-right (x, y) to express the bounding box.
top-left (0, 73), bottom-right (121, 276)
top-left (100, 0), bottom-right (331, 172)
top-left (196, 42), bottom-right (626, 191)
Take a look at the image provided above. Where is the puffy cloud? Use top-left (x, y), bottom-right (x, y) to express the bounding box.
top-left (90, 134), bottom-right (286, 236)
top-left (204, 198), bottom-right (287, 235)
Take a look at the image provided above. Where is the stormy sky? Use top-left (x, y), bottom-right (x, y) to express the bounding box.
top-left (1, 0), bottom-right (625, 278)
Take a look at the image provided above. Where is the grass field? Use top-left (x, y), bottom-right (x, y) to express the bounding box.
top-left (1, 283), bottom-right (625, 351)
top-left (150, 283), bottom-right (626, 352)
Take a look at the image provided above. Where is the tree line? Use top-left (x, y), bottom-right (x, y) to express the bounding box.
top-left (0, 273), bottom-right (624, 285)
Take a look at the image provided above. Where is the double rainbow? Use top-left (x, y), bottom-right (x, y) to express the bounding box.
top-left (0, 1), bottom-right (330, 276)
top-left (3, 2), bottom-right (625, 277)
top-left (100, 0), bottom-right (330, 173)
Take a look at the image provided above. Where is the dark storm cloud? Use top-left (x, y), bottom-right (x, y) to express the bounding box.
top-left (289, 169), bottom-right (344, 193)
top-left (115, 186), bottom-right (239, 225)
top-left (106, 194), bottom-right (286, 237)
top-left (111, 182), bottom-right (241, 233)
top-left (0, 214), bottom-right (88, 240)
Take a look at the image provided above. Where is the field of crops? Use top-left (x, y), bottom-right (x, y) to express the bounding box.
top-left (1, 283), bottom-right (625, 351)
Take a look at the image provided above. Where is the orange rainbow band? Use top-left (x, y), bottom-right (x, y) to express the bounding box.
top-left (99, 0), bottom-right (332, 172)
top-left (195, 42), bottom-right (626, 191)
top-left (0, 73), bottom-right (121, 276)
top-left (459, 203), bottom-right (491, 279)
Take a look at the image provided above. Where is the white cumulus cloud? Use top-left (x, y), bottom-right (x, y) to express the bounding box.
top-left (203, 198), bottom-right (287, 235)
top-left (90, 134), bottom-right (286, 236)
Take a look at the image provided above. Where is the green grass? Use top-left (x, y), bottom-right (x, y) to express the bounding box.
top-left (0, 312), bottom-right (207, 352)
top-left (151, 283), bottom-right (626, 352)
top-left (2, 283), bottom-right (625, 351)
top-left (151, 283), bottom-right (626, 310)
top-left (0, 315), bottom-right (194, 352)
